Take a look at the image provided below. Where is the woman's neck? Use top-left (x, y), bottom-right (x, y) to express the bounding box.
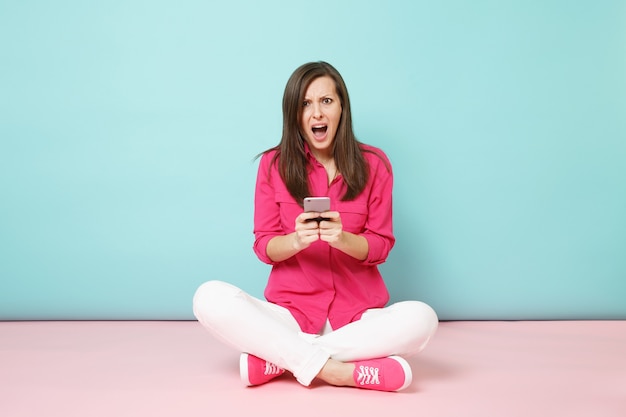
top-left (312, 150), bottom-right (333, 165)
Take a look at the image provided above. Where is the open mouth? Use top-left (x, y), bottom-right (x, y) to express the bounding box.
top-left (312, 125), bottom-right (328, 139)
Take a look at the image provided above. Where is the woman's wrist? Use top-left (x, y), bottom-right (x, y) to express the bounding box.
top-left (291, 232), bottom-right (304, 252)
top-left (329, 231), bottom-right (368, 261)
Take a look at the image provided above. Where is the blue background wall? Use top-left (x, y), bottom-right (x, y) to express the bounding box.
top-left (1, 1), bottom-right (625, 320)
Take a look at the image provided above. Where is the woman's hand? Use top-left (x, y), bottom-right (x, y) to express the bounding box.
top-left (320, 211), bottom-right (369, 261)
top-left (318, 211), bottom-right (342, 244)
top-left (268, 210), bottom-right (368, 262)
top-left (297, 210), bottom-right (343, 248)
top-left (293, 211), bottom-right (324, 251)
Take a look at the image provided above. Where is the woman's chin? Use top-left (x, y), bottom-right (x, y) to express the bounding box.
top-left (306, 136), bottom-right (333, 152)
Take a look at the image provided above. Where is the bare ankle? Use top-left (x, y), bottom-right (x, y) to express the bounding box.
top-left (317, 359), bottom-right (355, 387)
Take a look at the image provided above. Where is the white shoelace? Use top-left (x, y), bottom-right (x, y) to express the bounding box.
top-left (356, 365), bottom-right (380, 385)
top-left (264, 362), bottom-right (282, 376)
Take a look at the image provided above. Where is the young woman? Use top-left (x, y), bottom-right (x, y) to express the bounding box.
top-left (193, 61), bottom-right (438, 392)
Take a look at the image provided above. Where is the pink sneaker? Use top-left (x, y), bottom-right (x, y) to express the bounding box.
top-left (352, 356), bottom-right (412, 392)
top-left (240, 353), bottom-right (285, 386)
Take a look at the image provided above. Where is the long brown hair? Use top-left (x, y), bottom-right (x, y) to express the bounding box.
top-left (262, 61), bottom-right (371, 205)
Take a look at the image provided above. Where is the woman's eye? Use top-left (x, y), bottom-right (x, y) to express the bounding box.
top-left (302, 100), bottom-right (310, 107)
top-left (323, 98), bottom-right (332, 104)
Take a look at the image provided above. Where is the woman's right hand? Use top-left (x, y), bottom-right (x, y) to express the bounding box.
top-left (293, 212), bottom-right (323, 251)
top-left (266, 212), bottom-right (322, 262)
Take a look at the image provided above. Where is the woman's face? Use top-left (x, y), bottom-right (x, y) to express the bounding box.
top-left (299, 76), bottom-right (342, 158)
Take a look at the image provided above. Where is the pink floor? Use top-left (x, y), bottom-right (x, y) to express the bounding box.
top-left (1, 320), bottom-right (625, 417)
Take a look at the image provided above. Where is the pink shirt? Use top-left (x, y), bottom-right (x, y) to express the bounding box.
top-left (253, 143), bottom-right (395, 334)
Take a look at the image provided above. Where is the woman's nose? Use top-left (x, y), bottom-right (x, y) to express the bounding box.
top-left (312, 103), bottom-right (323, 118)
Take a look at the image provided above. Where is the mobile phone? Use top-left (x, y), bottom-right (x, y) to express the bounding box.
top-left (303, 197), bottom-right (330, 222)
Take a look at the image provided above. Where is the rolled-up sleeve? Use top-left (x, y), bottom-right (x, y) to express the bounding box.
top-left (253, 152), bottom-right (281, 265)
top-left (360, 151), bottom-right (395, 265)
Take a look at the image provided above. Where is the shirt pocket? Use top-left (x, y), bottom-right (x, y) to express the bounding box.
top-left (275, 191), bottom-right (302, 233)
top-left (336, 201), bottom-right (368, 233)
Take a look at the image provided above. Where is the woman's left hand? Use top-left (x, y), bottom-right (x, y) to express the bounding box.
top-left (317, 211), bottom-right (369, 261)
top-left (318, 211), bottom-right (342, 244)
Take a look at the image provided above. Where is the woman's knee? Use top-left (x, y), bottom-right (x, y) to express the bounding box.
top-left (394, 300), bottom-right (439, 336)
top-left (192, 280), bottom-right (242, 322)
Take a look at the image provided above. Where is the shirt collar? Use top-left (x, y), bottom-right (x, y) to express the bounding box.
top-left (303, 141), bottom-right (317, 163)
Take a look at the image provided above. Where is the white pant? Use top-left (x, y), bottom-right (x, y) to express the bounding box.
top-left (192, 280), bottom-right (438, 386)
